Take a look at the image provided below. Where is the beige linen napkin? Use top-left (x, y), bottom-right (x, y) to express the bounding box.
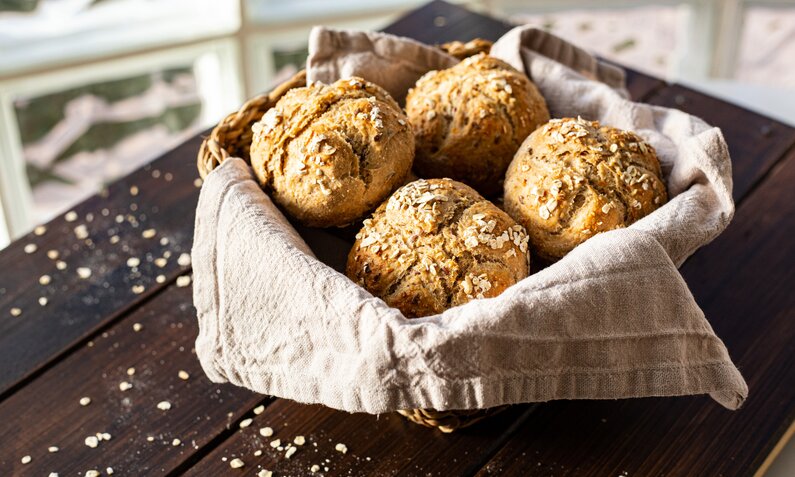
top-left (193, 26), bottom-right (747, 413)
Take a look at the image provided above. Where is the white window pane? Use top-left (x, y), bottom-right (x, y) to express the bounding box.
top-left (506, 5), bottom-right (686, 79)
top-left (735, 5), bottom-right (795, 88)
top-left (13, 65), bottom-right (203, 223)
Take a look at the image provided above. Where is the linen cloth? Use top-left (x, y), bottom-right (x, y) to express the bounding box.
top-left (193, 26), bottom-right (747, 413)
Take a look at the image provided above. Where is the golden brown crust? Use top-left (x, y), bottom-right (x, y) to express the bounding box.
top-left (346, 178), bottom-right (530, 318)
top-left (503, 117), bottom-right (668, 262)
top-left (405, 53), bottom-right (550, 196)
top-left (250, 77), bottom-right (414, 227)
top-left (439, 39), bottom-right (493, 59)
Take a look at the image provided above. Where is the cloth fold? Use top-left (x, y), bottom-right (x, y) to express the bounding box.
top-left (193, 25), bottom-right (747, 413)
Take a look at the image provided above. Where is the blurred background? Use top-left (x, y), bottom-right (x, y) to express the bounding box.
top-left (0, 0), bottom-right (794, 249)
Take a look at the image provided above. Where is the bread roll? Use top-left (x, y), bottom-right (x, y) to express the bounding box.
top-left (405, 53), bottom-right (549, 196)
top-left (250, 77), bottom-right (414, 227)
top-left (504, 117), bottom-right (668, 262)
top-left (347, 178), bottom-right (529, 318)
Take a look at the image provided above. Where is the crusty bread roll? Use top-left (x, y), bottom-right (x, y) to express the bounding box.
top-left (439, 38), bottom-right (493, 59)
top-left (346, 178), bottom-right (529, 318)
top-left (405, 53), bottom-right (549, 196)
top-left (250, 77), bottom-right (414, 227)
top-left (504, 117), bottom-right (668, 262)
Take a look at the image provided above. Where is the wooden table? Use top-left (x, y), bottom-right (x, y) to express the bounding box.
top-left (1, 2), bottom-right (793, 476)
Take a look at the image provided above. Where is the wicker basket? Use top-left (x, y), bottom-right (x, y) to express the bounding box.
top-left (196, 40), bottom-right (506, 433)
top-left (197, 70), bottom-right (307, 179)
top-left (397, 406), bottom-right (506, 433)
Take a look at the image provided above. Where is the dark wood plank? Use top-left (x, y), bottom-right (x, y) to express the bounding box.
top-left (183, 401), bottom-right (535, 477)
top-left (646, 84), bottom-right (795, 202)
top-left (475, 151), bottom-right (795, 476)
top-left (385, 1), bottom-right (665, 102)
top-left (0, 136), bottom-right (203, 398)
top-left (0, 284), bottom-right (267, 476)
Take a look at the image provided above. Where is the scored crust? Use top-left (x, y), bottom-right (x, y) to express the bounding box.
top-left (250, 77), bottom-right (414, 227)
top-left (503, 117), bottom-right (668, 262)
top-left (405, 53), bottom-right (550, 196)
top-left (346, 178), bottom-right (530, 318)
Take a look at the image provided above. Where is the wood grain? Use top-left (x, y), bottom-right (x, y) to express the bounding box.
top-left (0, 284), bottom-right (266, 476)
top-left (475, 150), bottom-right (795, 477)
top-left (183, 400), bottom-right (536, 477)
top-left (0, 136), bottom-right (203, 398)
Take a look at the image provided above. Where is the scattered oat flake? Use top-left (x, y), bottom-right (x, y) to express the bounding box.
top-left (39, 274), bottom-right (52, 285)
top-left (285, 446), bottom-right (297, 459)
top-left (260, 427), bottom-right (273, 437)
top-left (80, 396), bottom-right (91, 406)
top-left (229, 458), bottom-right (245, 469)
top-left (156, 275), bottom-right (166, 284)
top-left (270, 439), bottom-right (281, 448)
top-left (49, 473), bottom-right (59, 477)
top-left (294, 436), bottom-right (305, 445)
top-left (85, 471), bottom-right (100, 477)
top-left (48, 446), bottom-right (59, 453)
top-left (254, 449), bottom-right (263, 456)
top-left (77, 267), bottom-right (92, 279)
top-left (85, 435), bottom-right (99, 448)
top-left (142, 228), bottom-right (156, 239)
top-left (119, 381), bottom-right (132, 391)
top-left (74, 224), bottom-right (88, 240)
top-left (10, 307), bottom-right (21, 317)
top-left (146, 436), bottom-right (154, 442)
top-left (127, 257), bottom-right (141, 267)
top-left (253, 405), bottom-right (265, 415)
top-left (24, 243), bottom-right (37, 254)
top-left (194, 178), bottom-right (203, 188)
top-left (39, 297), bottom-right (48, 306)
top-left (177, 253), bottom-right (191, 267)
top-left (106, 468), bottom-right (114, 475)
top-left (132, 285), bottom-right (145, 294)
top-left (133, 323), bottom-right (143, 332)
top-left (127, 367), bottom-right (135, 376)
top-left (176, 275), bottom-right (192, 287)
top-left (178, 370), bottom-right (190, 380)
top-left (335, 443), bottom-right (348, 454)
top-left (34, 225), bottom-right (47, 235)
top-left (21, 455), bottom-right (31, 464)
top-left (130, 185), bottom-right (139, 196)
top-left (239, 418), bottom-right (253, 429)
top-left (157, 401), bottom-right (172, 411)
top-left (172, 438), bottom-right (181, 446)
top-left (56, 261), bottom-right (67, 270)
top-left (258, 471), bottom-right (272, 477)
top-left (154, 258), bottom-right (167, 268)
top-left (65, 211), bottom-right (78, 222)
top-left (46, 249), bottom-right (59, 260)
top-left (311, 464), bottom-right (320, 473)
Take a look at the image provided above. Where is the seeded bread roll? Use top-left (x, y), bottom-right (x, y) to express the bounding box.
top-left (504, 117), bottom-right (668, 262)
top-left (346, 178), bottom-right (529, 318)
top-left (250, 77), bottom-right (414, 227)
top-left (439, 38), bottom-right (493, 59)
top-left (405, 53), bottom-right (549, 196)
